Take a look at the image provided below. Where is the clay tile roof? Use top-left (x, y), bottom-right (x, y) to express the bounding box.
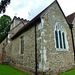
top-left (66, 12), bottom-right (75, 24)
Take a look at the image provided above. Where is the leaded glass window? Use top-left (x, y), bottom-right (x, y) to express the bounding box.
top-left (55, 23), bottom-right (67, 50)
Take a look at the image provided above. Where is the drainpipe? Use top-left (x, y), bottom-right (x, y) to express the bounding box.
top-left (34, 22), bottom-right (38, 75)
top-left (69, 24), bottom-right (75, 60)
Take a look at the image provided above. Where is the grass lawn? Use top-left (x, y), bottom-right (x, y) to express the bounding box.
top-left (59, 69), bottom-right (75, 75)
top-left (0, 65), bottom-right (29, 75)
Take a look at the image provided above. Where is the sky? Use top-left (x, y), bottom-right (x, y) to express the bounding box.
top-left (0, 0), bottom-right (75, 20)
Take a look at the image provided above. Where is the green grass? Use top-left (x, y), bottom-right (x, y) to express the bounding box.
top-left (0, 65), bottom-right (29, 75)
top-left (59, 69), bottom-right (75, 75)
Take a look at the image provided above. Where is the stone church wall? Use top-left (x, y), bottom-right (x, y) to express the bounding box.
top-left (40, 1), bottom-right (74, 74)
top-left (10, 25), bottom-right (36, 73)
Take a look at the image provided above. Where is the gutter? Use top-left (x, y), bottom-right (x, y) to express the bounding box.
top-left (69, 24), bottom-right (75, 60)
top-left (34, 22), bottom-right (38, 75)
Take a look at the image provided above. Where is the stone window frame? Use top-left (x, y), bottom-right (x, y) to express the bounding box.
top-left (54, 22), bottom-right (69, 51)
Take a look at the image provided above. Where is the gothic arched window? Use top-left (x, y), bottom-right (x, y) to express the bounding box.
top-left (55, 23), bottom-right (67, 50)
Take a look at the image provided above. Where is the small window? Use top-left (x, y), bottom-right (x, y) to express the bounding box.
top-left (21, 36), bottom-right (24, 54)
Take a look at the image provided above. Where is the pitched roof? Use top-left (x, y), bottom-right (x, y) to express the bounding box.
top-left (11, 0), bottom-right (68, 39)
top-left (66, 12), bottom-right (75, 24)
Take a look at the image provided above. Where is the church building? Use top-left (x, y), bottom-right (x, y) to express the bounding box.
top-left (0, 0), bottom-right (75, 75)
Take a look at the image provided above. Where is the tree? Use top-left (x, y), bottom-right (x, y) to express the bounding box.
top-left (0, 15), bottom-right (12, 41)
top-left (0, 0), bottom-right (11, 13)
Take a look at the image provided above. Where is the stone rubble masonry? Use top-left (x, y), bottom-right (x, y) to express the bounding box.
top-left (10, 25), bottom-right (36, 74)
top-left (40, 1), bottom-right (74, 74)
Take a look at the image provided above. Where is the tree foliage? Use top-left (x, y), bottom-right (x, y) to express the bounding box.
top-left (0, 15), bottom-right (12, 41)
top-left (0, 0), bottom-right (11, 13)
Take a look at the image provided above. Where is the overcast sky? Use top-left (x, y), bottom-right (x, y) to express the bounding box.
top-left (0, 0), bottom-right (75, 20)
